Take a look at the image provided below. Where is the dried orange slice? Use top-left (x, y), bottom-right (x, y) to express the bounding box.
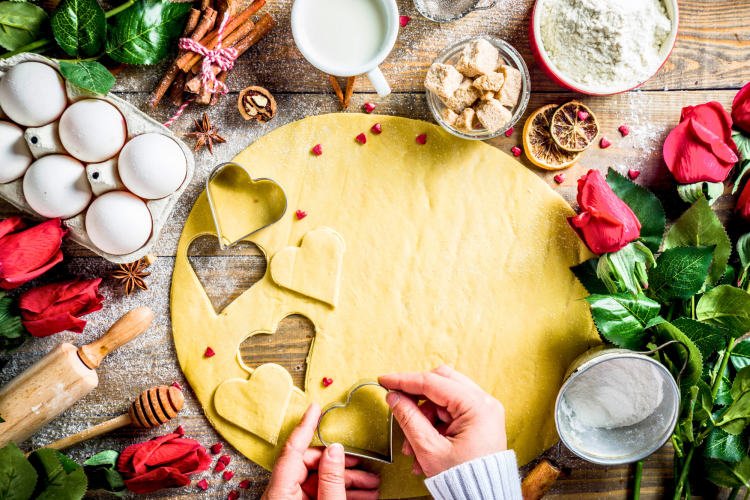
top-left (550, 101), bottom-right (599, 152)
top-left (522, 104), bottom-right (582, 170)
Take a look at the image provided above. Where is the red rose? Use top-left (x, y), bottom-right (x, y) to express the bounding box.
top-left (732, 82), bottom-right (750, 135)
top-left (737, 180), bottom-right (750, 222)
top-left (18, 277), bottom-right (104, 337)
top-left (0, 217), bottom-right (66, 289)
top-left (568, 170), bottom-right (642, 255)
top-left (663, 102), bottom-right (738, 184)
top-left (117, 432), bottom-right (211, 494)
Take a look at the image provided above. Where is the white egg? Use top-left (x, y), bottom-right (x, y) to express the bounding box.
top-left (118, 133), bottom-right (187, 199)
top-left (0, 62), bottom-right (67, 127)
top-left (59, 99), bottom-right (127, 163)
top-left (86, 191), bottom-right (152, 255)
top-left (23, 155), bottom-right (92, 219)
top-left (0, 121), bottom-right (33, 183)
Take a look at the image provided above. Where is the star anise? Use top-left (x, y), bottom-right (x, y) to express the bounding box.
top-left (187, 113), bottom-right (226, 154)
top-left (112, 259), bottom-right (151, 296)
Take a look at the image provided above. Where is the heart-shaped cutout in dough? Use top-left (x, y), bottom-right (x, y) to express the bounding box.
top-left (213, 363), bottom-right (293, 445)
top-left (270, 227), bottom-right (345, 307)
top-left (206, 162), bottom-right (287, 249)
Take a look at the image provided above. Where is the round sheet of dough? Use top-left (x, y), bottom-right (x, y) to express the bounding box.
top-left (171, 114), bottom-right (598, 498)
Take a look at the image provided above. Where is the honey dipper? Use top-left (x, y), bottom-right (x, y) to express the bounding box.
top-left (35, 385), bottom-right (185, 453)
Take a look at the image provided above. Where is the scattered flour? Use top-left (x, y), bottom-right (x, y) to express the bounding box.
top-left (562, 358), bottom-right (663, 429)
top-left (539, 0), bottom-right (672, 90)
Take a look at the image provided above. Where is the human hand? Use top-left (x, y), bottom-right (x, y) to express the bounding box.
top-left (378, 365), bottom-right (507, 478)
top-left (261, 402), bottom-right (381, 500)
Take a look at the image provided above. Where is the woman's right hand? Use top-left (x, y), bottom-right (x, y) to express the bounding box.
top-left (378, 365), bottom-right (508, 478)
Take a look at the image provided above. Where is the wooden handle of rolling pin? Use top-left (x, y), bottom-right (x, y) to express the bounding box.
top-left (77, 307), bottom-right (154, 369)
top-left (521, 459), bottom-right (562, 500)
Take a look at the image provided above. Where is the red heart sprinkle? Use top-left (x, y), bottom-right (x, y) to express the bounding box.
top-left (296, 209), bottom-right (307, 220)
top-left (239, 480), bottom-right (251, 489)
top-left (312, 144), bottom-right (323, 156)
top-left (356, 133), bottom-right (367, 144)
top-left (619, 125), bottom-right (630, 136)
top-left (399, 16), bottom-right (410, 27)
top-left (228, 491), bottom-right (239, 500)
top-left (211, 443), bottom-right (223, 454)
top-left (172, 381), bottom-right (182, 391)
top-left (505, 126), bottom-right (514, 137)
top-left (371, 123), bottom-right (382, 134)
top-left (215, 461), bottom-right (226, 472)
top-left (629, 169), bottom-right (641, 179)
top-left (224, 471), bottom-right (235, 481)
top-left (205, 347), bottom-right (215, 357)
top-left (176, 425), bottom-right (185, 436)
top-left (364, 102), bottom-right (376, 113)
top-left (577, 111), bottom-right (589, 121)
top-left (600, 137), bottom-right (611, 148)
top-left (511, 146), bottom-right (522, 157)
top-left (416, 134), bottom-right (427, 145)
top-left (554, 173), bottom-right (565, 183)
top-left (322, 377), bottom-right (334, 387)
top-left (219, 455), bottom-right (231, 466)
top-left (197, 479), bottom-right (208, 490)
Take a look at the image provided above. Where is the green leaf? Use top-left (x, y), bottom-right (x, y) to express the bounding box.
top-left (83, 451), bottom-right (124, 496)
top-left (681, 386), bottom-right (698, 442)
top-left (58, 61), bottom-right (114, 95)
top-left (718, 392), bottom-right (750, 435)
top-left (0, 296), bottom-right (29, 352)
top-left (51, 452), bottom-right (79, 474)
top-left (694, 378), bottom-right (714, 422)
top-left (733, 366), bottom-right (750, 400)
top-left (697, 286), bottom-right (750, 338)
top-left (705, 408), bottom-right (750, 462)
top-left (704, 456), bottom-right (750, 488)
top-left (672, 317), bottom-right (728, 361)
top-left (571, 258), bottom-right (611, 295)
top-left (50, 0), bottom-right (105, 56)
top-left (721, 264), bottom-right (738, 287)
top-left (106, 0), bottom-right (192, 64)
top-left (0, 2), bottom-right (47, 51)
top-left (655, 322), bottom-right (704, 400)
top-left (83, 451), bottom-right (118, 468)
top-left (606, 168), bottom-right (666, 254)
top-left (0, 442), bottom-right (38, 500)
top-left (733, 128), bottom-right (750, 194)
top-left (664, 196), bottom-right (732, 286)
top-left (27, 449), bottom-right (87, 500)
top-left (734, 340), bottom-right (750, 371)
top-left (677, 182), bottom-right (725, 206)
top-left (648, 246), bottom-right (714, 303)
top-left (739, 233), bottom-right (750, 269)
top-left (585, 293), bottom-right (661, 350)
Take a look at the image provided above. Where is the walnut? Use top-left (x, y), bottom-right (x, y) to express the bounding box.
top-left (238, 86), bottom-right (277, 123)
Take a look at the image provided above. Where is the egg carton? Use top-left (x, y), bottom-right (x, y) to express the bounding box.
top-left (0, 53), bottom-right (195, 264)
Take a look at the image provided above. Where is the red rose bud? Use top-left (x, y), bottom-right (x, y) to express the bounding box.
top-left (736, 180), bottom-right (750, 222)
top-left (732, 81), bottom-right (750, 135)
top-left (568, 170), bottom-right (642, 255)
top-left (211, 443), bottom-right (223, 454)
top-left (117, 432), bottom-right (212, 494)
top-left (664, 101), bottom-right (738, 183)
top-left (18, 276), bottom-right (104, 338)
top-left (0, 217), bottom-right (66, 289)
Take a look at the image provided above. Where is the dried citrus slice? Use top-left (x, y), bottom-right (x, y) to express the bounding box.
top-left (522, 104), bottom-right (582, 170)
top-left (550, 101), bottom-right (599, 152)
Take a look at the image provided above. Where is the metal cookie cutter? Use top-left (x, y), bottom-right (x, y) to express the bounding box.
top-left (316, 380), bottom-right (394, 464)
top-left (205, 162), bottom-right (288, 250)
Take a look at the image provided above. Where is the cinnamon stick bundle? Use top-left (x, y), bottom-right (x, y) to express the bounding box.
top-left (169, 72), bottom-right (187, 106)
top-left (344, 76), bottom-right (357, 108)
top-left (329, 75), bottom-right (344, 106)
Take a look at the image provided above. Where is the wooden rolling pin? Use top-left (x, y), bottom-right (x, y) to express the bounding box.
top-left (0, 307), bottom-right (154, 448)
top-left (33, 385), bottom-right (184, 453)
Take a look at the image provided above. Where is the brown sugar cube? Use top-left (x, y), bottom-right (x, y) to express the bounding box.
top-left (455, 39), bottom-right (500, 77)
top-left (425, 63), bottom-right (464, 99)
top-left (497, 65), bottom-right (523, 107)
top-left (495, 54), bottom-right (507, 71)
top-left (480, 91), bottom-right (495, 101)
top-left (455, 107), bottom-right (477, 133)
top-left (473, 72), bottom-right (505, 92)
top-left (476, 99), bottom-right (513, 134)
top-left (441, 107), bottom-right (459, 127)
top-left (440, 77), bottom-right (481, 113)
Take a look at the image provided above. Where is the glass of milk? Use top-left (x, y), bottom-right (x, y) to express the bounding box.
top-left (291, 0), bottom-right (399, 98)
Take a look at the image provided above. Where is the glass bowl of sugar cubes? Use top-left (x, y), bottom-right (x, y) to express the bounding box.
top-left (425, 37), bottom-right (530, 140)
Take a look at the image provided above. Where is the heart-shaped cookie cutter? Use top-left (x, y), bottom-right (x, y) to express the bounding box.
top-left (316, 380), bottom-right (394, 464)
top-left (206, 162), bottom-right (288, 250)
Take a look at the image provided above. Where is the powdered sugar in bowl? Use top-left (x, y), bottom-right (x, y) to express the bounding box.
top-left (529, 0), bottom-right (679, 95)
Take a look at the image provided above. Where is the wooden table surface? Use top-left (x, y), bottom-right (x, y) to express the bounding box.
top-left (1, 0), bottom-right (749, 498)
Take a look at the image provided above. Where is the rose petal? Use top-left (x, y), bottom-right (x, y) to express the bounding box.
top-left (736, 179), bottom-right (750, 222)
top-left (123, 467), bottom-right (191, 494)
top-left (732, 82), bottom-right (750, 135)
top-left (687, 118), bottom-right (738, 164)
top-left (0, 217), bottom-right (26, 239)
top-left (0, 218), bottom-right (66, 289)
top-left (664, 118), bottom-right (736, 183)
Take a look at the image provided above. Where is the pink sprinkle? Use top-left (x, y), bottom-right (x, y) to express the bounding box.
top-left (205, 347), bottom-right (215, 357)
top-left (197, 479), bottom-right (208, 490)
top-left (371, 123), bottom-right (382, 134)
top-left (364, 102), bottom-right (376, 113)
top-left (554, 173), bottom-right (565, 184)
top-left (312, 144), bottom-right (323, 156)
top-left (224, 471), bottom-right (235, 481)
top-left (619, 125), bottom-right (630, 136)
top-left (296, 209), bottom-right (307, 220)
top-left (215, 461), bottom-right (226, 472)
top-left (228, 491), bottom-right (239, 500)
top-left (629, 169), bottom-right (641, 180)
top-left (172, 381), bottom-right (182, 391)
top-left (511, 146), bottom-right (522, 157)
top-left (577, 111), bottom-right (589, 121)
top-left (176, 425), bottom-right (185, 436)
top-left (416, 133), bottom-right (427, 145)
top-left (322, 377), bottom-right (334, 387)
top-left (600, 137), bottom-right (611, 148)
top-left (356, 133), bottom-right (367, 144)
top-left (211, 443), bottom-right (223, 454)
top-left (505, 126), bottom-right (514, 137)
top-left (219, 455), bottom-right (231, 466)
top-left (399, 16), bottom-right (410, 27)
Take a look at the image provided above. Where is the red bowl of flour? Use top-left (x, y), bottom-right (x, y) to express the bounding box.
top-left (528, 0), bottom-right (679, 95)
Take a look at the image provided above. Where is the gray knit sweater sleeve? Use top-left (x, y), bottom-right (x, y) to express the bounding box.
top-left (424, 450), bottom-right (523, 500)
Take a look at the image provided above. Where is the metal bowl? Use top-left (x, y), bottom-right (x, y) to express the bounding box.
top-left (555, 345), bottom-right (680, 465)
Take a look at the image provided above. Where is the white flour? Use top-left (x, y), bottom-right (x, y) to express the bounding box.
top-left (539, 0), bottom-right (672, 90)
top-left (562, 358), bottom-right (663, 429)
